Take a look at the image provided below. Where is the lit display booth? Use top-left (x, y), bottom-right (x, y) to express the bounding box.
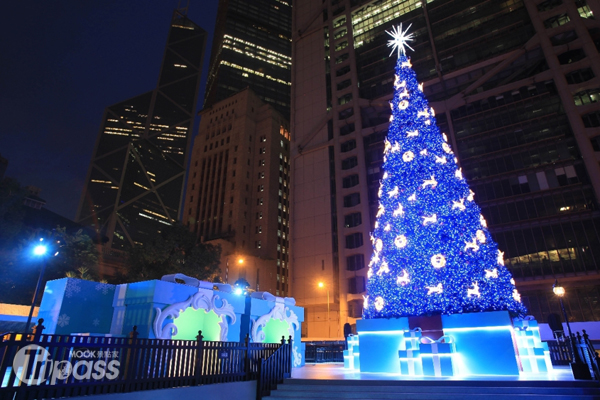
top-left (37, 274), bottom-right (305, 367)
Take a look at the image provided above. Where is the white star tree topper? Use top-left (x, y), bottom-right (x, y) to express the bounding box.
top-left (386, 23), bottom-right (415, 57)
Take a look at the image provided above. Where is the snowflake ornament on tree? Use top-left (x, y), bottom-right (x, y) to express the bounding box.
top-left (363, 26), bottom-right (526, 319)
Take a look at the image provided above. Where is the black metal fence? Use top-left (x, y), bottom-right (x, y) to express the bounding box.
top-left (256, 339), bottom-right (292, 399)
top-left (0, 322), bottom-right (292, 400)
top-left (304, 341), bottom-right (345, 363)
top-left (546, 340), bottom-right (574, 366)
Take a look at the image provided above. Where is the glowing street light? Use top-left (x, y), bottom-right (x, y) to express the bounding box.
top-left (238, 257), bottom-right (247, 280)
top-left (318, 281), bottom-right (330, 338)
top-left (553, 279), bottom-right (591, 379)
top-left (33, 244), bottom-right (47, 256)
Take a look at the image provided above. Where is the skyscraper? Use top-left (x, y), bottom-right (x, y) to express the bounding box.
top-left (204, 0), bottom-right (292, 118)
top-left (183, 88), bottom-right (291, 296)
top-left (77, 10), bottom-right (207, 274)
top-left (291, 0), bottom-right (600, 338)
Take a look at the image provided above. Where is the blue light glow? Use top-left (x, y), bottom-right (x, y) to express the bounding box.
top-left (363, 49), bottom-right (526, 319)
top-left (33, 244), bottom-right (47, 256)
top-left (234, 288), bottom-right (243, 295)
top-left (443, 326), bottom-right (513, 332)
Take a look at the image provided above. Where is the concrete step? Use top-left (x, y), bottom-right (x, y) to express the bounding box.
top-left (263, 379), bottom-right (600, 400)
top-left (266, 394), bottom-right (598, 400)
top-left (275, 383), bottom-right (597, 396)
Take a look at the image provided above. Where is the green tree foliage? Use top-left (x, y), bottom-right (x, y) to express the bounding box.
top-left (125, 223), bottom-right (221, 282)
top-left (54, 227), bottom-right (99, 279)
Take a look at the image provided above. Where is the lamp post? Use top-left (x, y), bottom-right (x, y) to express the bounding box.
top-left (318, 281), bottom-right (330, 338)
top-left (238, 257), bottom-right (245, 280)
top-left (553, 279), bottom-right (591, 379)
top-left (24, 239), bottom-right (49, 335)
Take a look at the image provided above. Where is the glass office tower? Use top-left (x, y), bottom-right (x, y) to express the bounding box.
top-left (204, 0), bottom-right (292, 118)
top-left (77, 10), bottom-right (207, 274)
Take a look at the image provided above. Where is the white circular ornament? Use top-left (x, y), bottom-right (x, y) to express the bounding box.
top-left (402, 151), bottom-right (415, 162)
top-left (431, 254), bottom-right (446, 269)
top-left (399, 100), bottom-right (409, 110)
top-left (375, 238), bottom-right (383, 252)
top-left (395, 235), bottom-right (407, 248)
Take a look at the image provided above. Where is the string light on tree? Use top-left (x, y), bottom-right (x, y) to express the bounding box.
top-left (363, 25), bottom-right (526, 319)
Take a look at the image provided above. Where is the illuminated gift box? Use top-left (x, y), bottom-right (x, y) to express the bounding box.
top-left (520, 354), bottom-right (549, 373)
top-left (513, 315), bottom-right (538, 329)
top-left (442, 311), bottom-right (520, 376)
top-left (343, 350), bottom-right (352, 369)
top-left (520, 347), bottom-right (545, 357)
top-left (403, 327), bottom-right (422, 350)
top-left (398, 349), bottom-right (423, 376)
top-left (356, 317), bottom-right (409, 373)
top-left (420, 336), bottom-right (456, 377)
top-left (348, 334), bottom-right (359, 352)
top-left (344, 334), bottom-right (360, 370)
top-left (514, 328), bottom-right (536, 348)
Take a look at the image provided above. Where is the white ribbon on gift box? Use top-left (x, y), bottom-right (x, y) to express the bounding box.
top-left (404, 349), bottom-right (417, 358)
top-left (405, 327), bottom-right (422, 338)
top-left (407, 358), bottom-right (418, 375)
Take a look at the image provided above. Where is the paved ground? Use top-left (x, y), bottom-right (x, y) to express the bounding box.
top-left (291, 363), bottom-right (576, 381)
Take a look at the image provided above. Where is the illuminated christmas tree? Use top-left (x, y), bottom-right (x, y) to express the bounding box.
top-left (363, 25), bottom-right (526, 319)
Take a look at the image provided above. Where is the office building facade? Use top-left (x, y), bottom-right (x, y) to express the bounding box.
top-left (183, 88), bottom-right (291, 296)
top-left (76, 10), bottom-right (207, 274)
top-left (291, 0), bottom-right (600, 338)
top-left (204, 0), bottom-right (293, 118)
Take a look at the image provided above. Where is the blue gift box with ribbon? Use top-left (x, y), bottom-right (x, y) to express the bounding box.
top-left (515, 328), bottom-right (537, 348)
top-left (513, 315), bottom-right (538, 329)
top-left (419, 336), bottom-right (456, 377)
top-left (403, 327), bottom-right (422, 350)
top-left (398, 349), bottom-right (422, 376)
top-left (520, 354), bottom-right (548, 373)
top-left (344, 334), bottom-right (360, 370)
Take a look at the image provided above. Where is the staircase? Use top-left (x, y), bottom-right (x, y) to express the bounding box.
top-left (264, 379), bottom-right (600, 399)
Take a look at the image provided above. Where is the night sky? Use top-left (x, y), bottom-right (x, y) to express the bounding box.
top-left (0, 1), bottom-right (218, 220)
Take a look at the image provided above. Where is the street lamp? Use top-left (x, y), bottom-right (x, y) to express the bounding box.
top-left (238, 257), bottom-right (245, 280)
top-left (318, 281), bottom-right (330, 338)
top-left (25, 239), bottom-right (49, 335)
top-left (553, 279), bottom-right (591, 379)
top-left (225, 256), bottom-right (245, 284)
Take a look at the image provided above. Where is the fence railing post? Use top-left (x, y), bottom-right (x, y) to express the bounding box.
top-left (287, 335), bottom-right (293, 377)
top-left (244, 333), bottom-right (251, 380)
top-left (256, 359), bottom-right (263, 400)
top-left (195, 330), bottom-right (204, 385)
top-left (124, 325), bottom-right (139, 391)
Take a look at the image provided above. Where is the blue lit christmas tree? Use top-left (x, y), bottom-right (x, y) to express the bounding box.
top-left (363, 25), bottom-right (526, 319)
